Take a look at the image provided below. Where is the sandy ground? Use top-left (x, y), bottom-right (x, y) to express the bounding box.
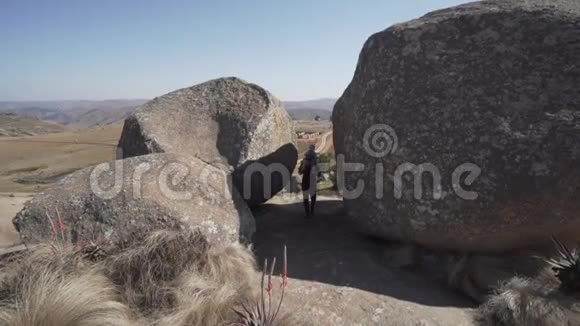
top-left (0, 192), bottom-right (33, 248)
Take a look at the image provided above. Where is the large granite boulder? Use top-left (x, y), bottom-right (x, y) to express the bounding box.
top-left (118, 77), bottom-right (297, 206)
top-left (333, 0), bottom-right (580, 252)
top-left (13, 153), bottom-right (255, 247)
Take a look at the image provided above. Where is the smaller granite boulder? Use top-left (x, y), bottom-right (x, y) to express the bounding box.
top-left (117, 77), bottom-right (297, 206)
top-left (13, 153), bottom-right (255, 247)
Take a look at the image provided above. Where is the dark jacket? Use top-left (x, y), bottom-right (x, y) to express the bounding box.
top-left (299, 151), bottom-right (318, 191)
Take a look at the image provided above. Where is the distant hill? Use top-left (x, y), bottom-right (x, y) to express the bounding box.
top-left (283, 98), bottom-right (336, 111)
top-left (0, 98), bottom-right (338, 125)
top-left (0, 100), bottom-right (147, 127)
top-left (282, 98), bottom-right (336, 120)
top-left (0, 112), bottom-right (67, 137)
top-left (0, 99), bottom-right (148, 112)
top-left (285, 109), bottom-right (332, 121)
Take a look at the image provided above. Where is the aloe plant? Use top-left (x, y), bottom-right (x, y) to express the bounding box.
top-left (230, 246), bottom-right (288, 326)
top-left (544, 236), bottom-right (580, 293)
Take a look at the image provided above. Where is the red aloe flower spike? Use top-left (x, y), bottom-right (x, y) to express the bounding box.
top-left (281, 245), bottom-right (288, 288)
top-left (261, 258), bottom-right (267, 320)
top-left (229, 247), bottom-right (289, 326)
top-left (43, 203), bottom-right (58, 239)
top-left (46, 212), bottom-right (58, 238)
top-left (267, 257), bottom-right (276, 319)
top-left (267, 257), bottom-right (276, 293)
top-left (55, 206), bottom-right (65, 241)
top-left (272, 246), bottom-right (287, 323)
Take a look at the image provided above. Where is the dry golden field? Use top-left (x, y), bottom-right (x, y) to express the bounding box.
top-left (0, 123), bottom-right (122, 192)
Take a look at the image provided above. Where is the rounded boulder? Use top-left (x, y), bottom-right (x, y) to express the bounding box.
top-left (118, 77), bottom-right (297, 206)
top-left (333, 0), bottom-right (580, 252)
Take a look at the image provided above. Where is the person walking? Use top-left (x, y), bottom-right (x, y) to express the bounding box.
top-left (299, 144), bottom-right (318, 218)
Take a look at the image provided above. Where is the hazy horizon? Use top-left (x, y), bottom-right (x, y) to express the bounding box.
top-left (1, 0), bottom-right (466, 101)
top-left (0, 96), bottom-right (337, 103)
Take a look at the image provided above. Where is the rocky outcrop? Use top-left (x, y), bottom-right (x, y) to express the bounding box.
top-left (333, 0), bottom-right (580, 252)
top-left (13, 153), bottom-right (255, 247)
top-left (118, 77), bottom-right (297, 206)
top-left (252, 198), bottom-right (476, 325)
top-left (278, 277), bottom-right (473, 326)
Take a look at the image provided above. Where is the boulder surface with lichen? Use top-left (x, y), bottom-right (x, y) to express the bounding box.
top-left (13, 153), bottom-right (255, 247)
top-left (332, 0), bottom-right (580, 252)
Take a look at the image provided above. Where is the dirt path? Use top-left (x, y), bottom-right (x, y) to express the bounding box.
top-left (315, 131), bottom-right (333, 153)
top-left (0, 192), bottom-right (32, 248)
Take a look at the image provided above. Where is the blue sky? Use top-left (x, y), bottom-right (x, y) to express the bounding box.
top-left (0, 0), bottom-right (466, 101)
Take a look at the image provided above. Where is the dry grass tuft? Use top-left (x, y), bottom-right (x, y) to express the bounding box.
top-left (104, 229), bottom-right (210, 314)
top-left (0, 228), bottom-right (296, 326)
top-left (0, 244), bottom-right (137, 326)
top-left (154, 242), bottom-right (260, 325)
top-left (475, 273), bottom-right (580, 325)
top-left (475, 237), bottom-right (580, 326)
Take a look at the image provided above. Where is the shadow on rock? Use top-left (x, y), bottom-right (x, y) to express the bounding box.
top-left (251, 199), bottom-right (474, 308)
top-left (231, 143), bottom-right (297, 207)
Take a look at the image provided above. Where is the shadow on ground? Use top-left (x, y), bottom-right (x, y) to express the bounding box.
top-left (252, 198), bottom-right (473, 308)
